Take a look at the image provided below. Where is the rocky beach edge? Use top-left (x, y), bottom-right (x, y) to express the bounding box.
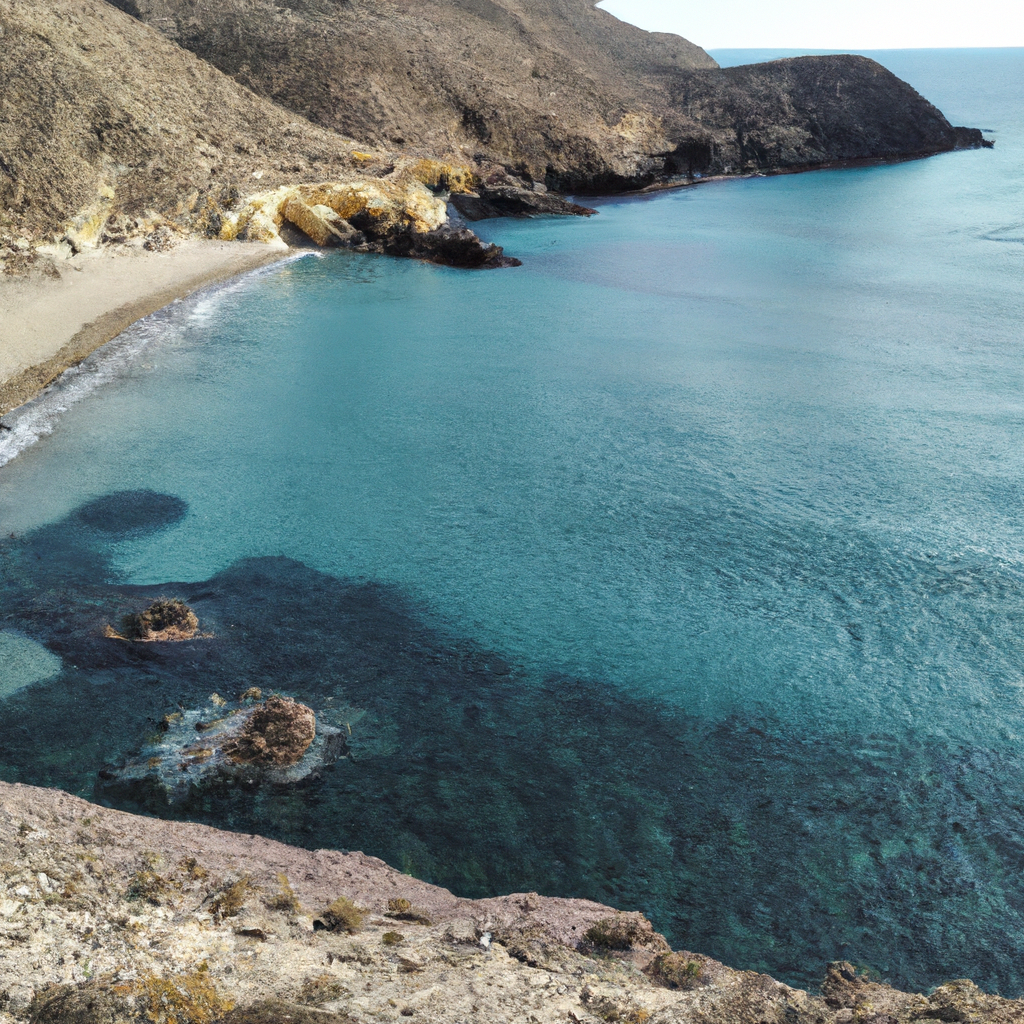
top-left (0, 781), bottom-right (1021, 1024)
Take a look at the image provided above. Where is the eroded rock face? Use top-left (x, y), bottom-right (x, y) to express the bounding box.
top-left (214, 164), bottom-right (518, 267)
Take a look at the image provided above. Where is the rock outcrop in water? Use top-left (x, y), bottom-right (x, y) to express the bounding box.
top-left (102, 694), bottom-right (345, 803)
top-left (115, 598), bottom-right (200, 642)
top-left (218, 169), bottom-right (521, 266)
top-left (0, 781), bottom-right (1021, 1023)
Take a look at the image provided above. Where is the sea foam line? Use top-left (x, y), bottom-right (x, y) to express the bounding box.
top-left (0, 252), bottom-right (310, 470)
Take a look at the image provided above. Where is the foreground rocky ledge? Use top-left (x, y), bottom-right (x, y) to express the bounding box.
top-left (0, 783), bottom-right (1019, 1023)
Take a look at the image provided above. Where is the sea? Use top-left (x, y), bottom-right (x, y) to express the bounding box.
top-left (0, 49), bottom-right (1022, 995)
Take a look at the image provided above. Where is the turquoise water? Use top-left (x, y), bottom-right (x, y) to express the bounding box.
top-left (2, 50), bottom-right (1023, 994)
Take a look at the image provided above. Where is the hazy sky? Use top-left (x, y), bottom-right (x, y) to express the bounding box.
top-left (596, 0), bottom-right (1024, 50)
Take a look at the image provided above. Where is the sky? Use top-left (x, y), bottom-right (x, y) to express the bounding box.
top-left (596, 0), bottom-right (1024, 50)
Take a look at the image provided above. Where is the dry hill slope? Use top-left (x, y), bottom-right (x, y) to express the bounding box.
top-left (108, 0), bottom-right (988, 190)
top-left (0, 0), bottom-right (521, 270)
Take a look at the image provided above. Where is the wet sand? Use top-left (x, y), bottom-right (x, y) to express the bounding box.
top-left (0, 240), bottom-right (289, 416)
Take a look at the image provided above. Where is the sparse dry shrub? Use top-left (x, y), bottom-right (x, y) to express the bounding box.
top-left (384, 897), bottom-right (431, 925)
top-left (382, 931), bottom-right (404, 946)
top-left (264, 872), bottom-right (301, 913)
top-left (135, 970), bottom-right (234, 1024)
top-left (583, 913), bottom-right (669, 952)
top-left (644, 952), bottom-right (705, 990)
top-left (298, 973), bottom-right (344, 1005)
top-left (210, 875), bottom-right (254, 920)
top-left (320, 895), bottom-right (364, 933)
top-left (177, 857), bottom-right (209, 882)
top-left (127, 869), bottom-right (173, 905)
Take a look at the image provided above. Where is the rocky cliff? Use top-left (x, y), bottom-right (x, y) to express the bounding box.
top-left (107, 0), bottom-right (988, 190)
top-left (0, 0), bottom-right (523, 272)
top-left (0, 781), bottom-right (1021, 1024)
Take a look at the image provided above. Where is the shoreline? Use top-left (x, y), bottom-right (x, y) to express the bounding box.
top-left (0, 240), bottom-right (290, 418)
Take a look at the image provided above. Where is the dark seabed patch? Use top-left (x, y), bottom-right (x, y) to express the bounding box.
top-left (2, 492), bottom-right (1024, 996)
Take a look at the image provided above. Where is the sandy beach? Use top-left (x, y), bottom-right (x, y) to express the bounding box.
top-left (0, 240), bottom-right (289, 416)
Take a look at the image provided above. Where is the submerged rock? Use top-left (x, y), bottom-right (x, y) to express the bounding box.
top-left (75, 490), bottom-right (188, 536)
top-left (104, 695), bottom-right (344, 802)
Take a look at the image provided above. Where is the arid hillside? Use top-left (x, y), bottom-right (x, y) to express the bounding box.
top-left (0, 0), bottom-right (361, 238)
top-left (107, 0), bottom-right (715, 188)
top-left (109, 0), bottom-right (987, 189)
top-left (0, 0), bottom-right (531, 270)
top-left (0, 0), bottom-right (989, 270)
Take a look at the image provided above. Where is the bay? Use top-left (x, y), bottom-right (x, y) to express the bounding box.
top-left (1, 49), bottom-right (1022, 994)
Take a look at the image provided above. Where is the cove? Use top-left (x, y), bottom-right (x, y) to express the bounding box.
top-left (1, 49), bottom-right (1023, 997)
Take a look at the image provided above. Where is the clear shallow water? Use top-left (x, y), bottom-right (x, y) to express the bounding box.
top-left (2, 50), bottom-right (1023, 995)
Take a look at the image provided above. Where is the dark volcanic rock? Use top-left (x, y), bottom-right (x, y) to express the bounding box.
top-left (667, 55), bottom-right (992, 176)
top-left (376, 225), bottom-right (522, 268)
top-left (451, 185), bottom-right (597, 221)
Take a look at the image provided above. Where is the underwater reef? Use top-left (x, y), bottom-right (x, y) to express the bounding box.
top-left (3, 490), bottom-right (1024, 1000)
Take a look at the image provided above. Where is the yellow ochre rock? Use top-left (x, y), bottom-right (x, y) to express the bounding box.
top-left (222, 172), bottom-right (451, 248)
top-left (282, 198), bottom-right (356, 247)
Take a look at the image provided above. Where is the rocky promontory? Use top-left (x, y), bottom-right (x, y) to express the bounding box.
top-left (0, 782), bottom-right (1021, 1023)
top-left (108, 0), bottom-right (990, 190)
top-left (0, 0), bottom-right (990, 278)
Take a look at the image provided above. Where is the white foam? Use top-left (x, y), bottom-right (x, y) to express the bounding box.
top-left (0, 252), bottom-right (310, 470)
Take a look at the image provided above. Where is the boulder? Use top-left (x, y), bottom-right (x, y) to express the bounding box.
top-left (223, 696), bottom-right (316, 767)
top-left (102, 695), bottom-right (344, 803)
